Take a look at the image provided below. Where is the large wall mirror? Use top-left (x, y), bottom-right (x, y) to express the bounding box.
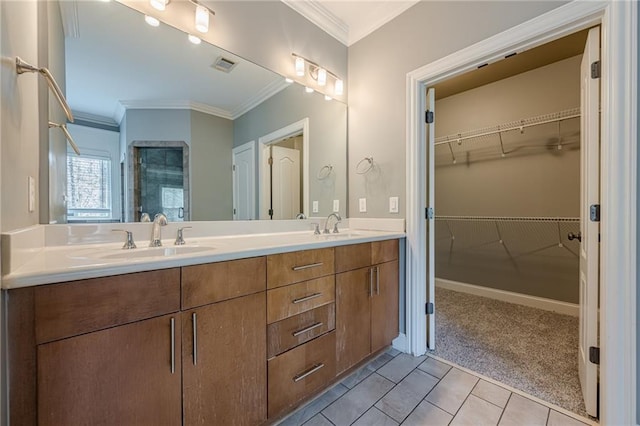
top-left (53, 0), bottom-right (347, 223)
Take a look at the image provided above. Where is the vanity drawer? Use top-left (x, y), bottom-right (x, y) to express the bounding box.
top-left (372, 239), bottom-right (399, 264)
top-left (267, 248), bottom-right (335, 289)
top-left (35, 269), bottom-right (180, 344)
top-left (268, 331), bottom-right (336, 418)
top-left (181, 256), bottom-right (266, 309)
top-left (267, 275), bottom-right (335, 324)
top-left (335, 243), bottom-right (372, 273)
top-left (267, 303), bottom-right (335, 358)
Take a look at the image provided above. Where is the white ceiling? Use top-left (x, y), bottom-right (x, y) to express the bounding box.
top-left (283, 0), bottom-right (420, 46)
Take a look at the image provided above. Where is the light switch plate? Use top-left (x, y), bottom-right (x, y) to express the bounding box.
top-left (359, 198), bottom-right (367, 213)
top-left (28, 176), bottom-right (36, 212)
top-left (312, 201), bottom-right (319, 213)
top-left (389, 196), bottom-right (399, 213)
top-left (333, 199), bottom-right (339, 212)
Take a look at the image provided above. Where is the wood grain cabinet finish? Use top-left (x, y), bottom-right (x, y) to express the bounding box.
top-left (268, 331), bottom-right (336, 418)
top-left (335, 243), bottom-right (371, 273)
top-left (38, 313), bottom-right (182, 426)
top-left (181, 256), bottom-right (266, 309)
top-left (267, 303), bottom-right (336, 359)
top-left (182, 292), bottom-right (266, 426)
top-left (267, 248), bottom-right (334, 289)
top-left (372, 239), bottom-right (399, 264)
top-left (371, 261), bottom-right (400, 353)
top-left (34, 268), bottom-right (180, 344)
top-left (267, 275), bottom-right (335, 324)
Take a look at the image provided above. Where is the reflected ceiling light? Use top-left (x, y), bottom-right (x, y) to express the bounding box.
top-left (317, 68), bottom-right (327, 86)
top-left (150, 0), bottom-right (169, 11)
top-left (188, 34), bottom-right (201, 45)
top-left (334, 79), bottom-right (344, 96)
top-left (305, 87), bottom-right (314, 93)
top-left (195, 5), bottom-right (209, 33)
top-left (144, 15), bottom-right (160, 27)
top-left (285, 77), bottom-right (294, 83)
top-left (295, 57), bottom-right (305, 77)
top-left (324, 95), bottom-right (332, 101)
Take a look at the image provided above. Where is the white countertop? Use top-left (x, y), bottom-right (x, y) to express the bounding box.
top-left (1, 225), bottom-right (405, 289)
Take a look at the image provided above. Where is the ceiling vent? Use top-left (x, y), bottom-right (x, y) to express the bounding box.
top-left (213, 56), bottom-right (237, 73)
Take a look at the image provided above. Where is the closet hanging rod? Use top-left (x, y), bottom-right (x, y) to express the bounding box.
top-left (16, 57), bottom-right (74, 123)
top-left (435, 215), bottom-right (579, 222)
top-left (434, 107), bottom-right (580, 146)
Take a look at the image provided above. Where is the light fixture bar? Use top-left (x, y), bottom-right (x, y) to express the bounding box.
top-left (291, 53), bottom-right (342, 85)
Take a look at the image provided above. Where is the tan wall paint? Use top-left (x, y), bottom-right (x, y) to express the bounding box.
top-left (434, 56), bottom-right (581, 303)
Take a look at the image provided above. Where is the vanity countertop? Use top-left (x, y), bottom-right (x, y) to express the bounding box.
top-left (1, 228), bottom-right (405, 289)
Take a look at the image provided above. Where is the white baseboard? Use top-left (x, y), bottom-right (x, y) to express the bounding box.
top-left (435, 278), bottom-right (579, 317)
top-left (392, 333), bottom-right (408, 353)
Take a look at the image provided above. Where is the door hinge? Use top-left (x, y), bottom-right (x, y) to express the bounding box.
top-left (268, 157), bottom-right (273, 166)
top-left (268, 208), bottom-right (273, 217)
top-left (425, 110), bottom-right (434, 124)
top-left (232, 164), bottom-right (236, 171)
top-left (589, 346), bottom-right (600, 365)
top-left (591, 61), bottom-right (601, 79)
top-left (426, 302), bottom-right (434, 315)
top-left (590, 204), bottom-right (600, 222)
top-left (233, 208), bottom-right (236, 215)
top-left (426, 207), bottom-right (434, 220)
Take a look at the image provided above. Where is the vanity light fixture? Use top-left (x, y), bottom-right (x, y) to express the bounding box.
top-left (324, 95), bottom-right (332, 101)
top-left (285, 77), bottom-right (294, 83)
top-left (150, 0), bottom-right (169, 11)
top-left (292, 53), bottom-right (344, 96)
top-left (188, 34), bottom-right (201, 45)
top-left (144, 15), bottom-right (160, 27)
top-left (195, 4), bottom-right (209, 33)
top-left (305, 87), bottom-right (314, 93)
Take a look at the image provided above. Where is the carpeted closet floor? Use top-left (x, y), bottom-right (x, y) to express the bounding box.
top-left (429, 287), bottom-right (586, 418)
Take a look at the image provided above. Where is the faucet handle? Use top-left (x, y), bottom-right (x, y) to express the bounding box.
top-left (175, 226), bottom-right (192, 245)
top-left (112, 229), bottom-right (137, 249)
top-left (311, 223), bottom-right (321, 235)
top-left (140, 212), bottom-right (151, 222)
top-left (332, 223), bottom-right (340, 233)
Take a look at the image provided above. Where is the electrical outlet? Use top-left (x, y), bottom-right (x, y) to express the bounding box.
top-left (359, 198), bottom-right (367, 213)
top-left (312, 201), bottom-right (319, 213)
top-left (389, 196), bottom-right (399, 214)
top-left (333, 199), bottom-right (339, 212)
top-left (28, 176), bottom-right (36, 212)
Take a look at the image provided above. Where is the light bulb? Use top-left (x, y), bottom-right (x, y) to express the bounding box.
top-left (295, 57), bottom-right (305, 77)
top-left (334, 79), bottom-right (343, 96)
top-left (324, 95), bottom-right (332, 101)
top-left (317, 68), bottom-right (327, 86)
top-left (145, 15), bottom-right (160, 27)
top-left (188, 34), bottom-right (201, 45)
top-left (285, 78), bottom-right (294, 83)
top-left (305, 87), bottom-right (314, 93)
top-left (150, 0), bottom-right (168, 11)
top-left (195, 5), bottom-right (209, 33)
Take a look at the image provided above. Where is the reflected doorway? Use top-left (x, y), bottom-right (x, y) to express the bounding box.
top-left (128, 141), bottom-right (190, 222)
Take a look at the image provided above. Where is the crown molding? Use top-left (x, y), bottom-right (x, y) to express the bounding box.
top-left (347, 1), bottom-right (419, 46)
top-left (231, 79), bottom-right (290, 119)
top-left (58, 1), bottom-right (80, 38)
top-left (281, 0), bottom-right (349, 46)
top-left (117, 100), bottom-right (234, 120)
top-left (72, 110), bottom-right (119, 128)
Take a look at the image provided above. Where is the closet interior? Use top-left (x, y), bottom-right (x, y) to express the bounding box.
top-left (430, 29), bottom-right (589, 417)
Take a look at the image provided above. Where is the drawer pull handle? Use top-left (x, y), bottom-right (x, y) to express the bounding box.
top-left (293, 363), bottom-right (325, 382)
top-left (292, 262), bottom-right (323, 271)
top-left (292, 293), bottom-right (322, 304)
top-left (170, 317), bottom-right (175, 374)
top-left (292, 322), bottom-right (324, 337)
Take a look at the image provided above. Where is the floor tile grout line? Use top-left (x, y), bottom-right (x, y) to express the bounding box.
top-left (545, 405), bottom-right (551, 426)
top-left (496, 392), bottom-right (513, 425)
top-left (426, 353), bottom-right (598, 425)
top-left (443, 373), bottom-right (481, 419)
top-left (469, 380), bottom-right (511, 411)
top-left (320, 412), bottom-right (336, 426)
top-left (395, 369), bottom-right (445, 425)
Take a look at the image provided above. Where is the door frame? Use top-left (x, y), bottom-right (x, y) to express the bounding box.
top-left (232, 141), bottom-right (256, 220)
top-left (257, 118), bottom-right (309, 220)
top-left (405, 2), bottom-right (637, 424)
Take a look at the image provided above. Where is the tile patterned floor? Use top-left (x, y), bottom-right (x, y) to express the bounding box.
top-left (277, 348), bottom-right (594, 426)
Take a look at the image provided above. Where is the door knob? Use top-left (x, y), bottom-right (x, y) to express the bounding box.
top-left (567, 231), bottom-right (582, 242)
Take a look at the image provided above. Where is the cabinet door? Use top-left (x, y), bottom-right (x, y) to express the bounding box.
top-left (336, 267), bottom-right (372, 374)
top-left (371, 261), bottom-right (399, 353)
top-left (183, 292), bottom-right (266, 426)
top-left (38, 314), bottom-right (182, 426)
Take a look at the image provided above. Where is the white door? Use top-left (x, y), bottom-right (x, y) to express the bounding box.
top-left (578, 26), bottom-right (600, 418)
top-left (426, 87), bottom-right (436, 350)
top-left (270, 145), bottom-right (301, 220)
top-left (232, 141), bottom-right (256, 220)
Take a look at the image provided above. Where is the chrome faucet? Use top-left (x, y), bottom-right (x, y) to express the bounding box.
top-left (323, 213), bottom-right (342, 234)
top-left (150, 213), bottom-right (168, 247)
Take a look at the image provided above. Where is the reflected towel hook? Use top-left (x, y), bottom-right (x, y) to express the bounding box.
top-left (356, 157), bottom-right (374, 174)
top-left (316, 164), bottom-right (333, 179)
top-left (49, 122), bottom-right (80, 155)
top-left (16, 57), bottom-right (74, 123)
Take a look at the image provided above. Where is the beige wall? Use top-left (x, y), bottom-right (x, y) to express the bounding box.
top-left (347, 1), bottom-right (567, 218)
top-left (434, 56), bottom-right (581, 303)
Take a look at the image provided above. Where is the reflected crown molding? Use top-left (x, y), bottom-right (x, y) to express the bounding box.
top-left (281, 0), bottom-right (348, 46)
top-left (59, 0), bottom-right (80, 38)
top-left (116, 78), bottom-right (290, 123)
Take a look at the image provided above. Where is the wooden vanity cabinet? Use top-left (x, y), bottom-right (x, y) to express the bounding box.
top-left (335, 240), bottom-right (399, 374)
top-left (181, 257), bottom-right (267, 426)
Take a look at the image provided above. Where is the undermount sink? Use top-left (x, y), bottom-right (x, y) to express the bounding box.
top-left (101, 245), bottom-right (215, 260)
top-left (318, 232), bottom-right (362, 238)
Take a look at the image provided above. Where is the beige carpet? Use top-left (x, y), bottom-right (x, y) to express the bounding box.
top-left (429, 287), bottom-right (586, 417)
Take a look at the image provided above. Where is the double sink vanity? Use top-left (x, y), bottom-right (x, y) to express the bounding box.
top-left (2, 219), bottom-right (404, 425)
